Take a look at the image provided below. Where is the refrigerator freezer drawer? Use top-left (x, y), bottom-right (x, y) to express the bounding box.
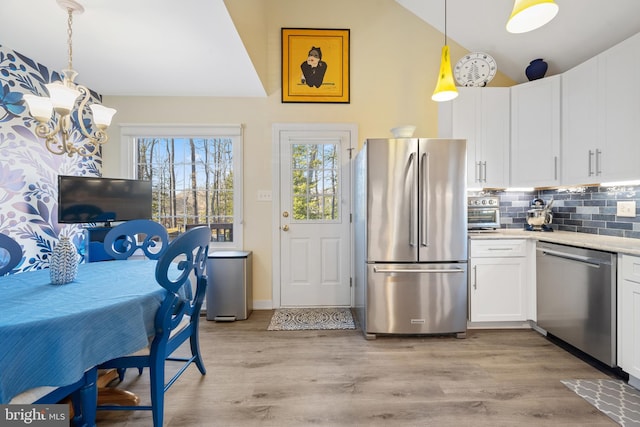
top-left (365, 263), bottom-right (468, 336)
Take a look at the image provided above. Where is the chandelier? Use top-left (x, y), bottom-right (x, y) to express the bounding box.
top-left (23, 0), bottom-right (116, 158)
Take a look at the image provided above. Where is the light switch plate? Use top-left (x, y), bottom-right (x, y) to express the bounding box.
top-left (257, 190), bottom-right (272, 202)
top-left (617, 201), bottom-right (636, 217)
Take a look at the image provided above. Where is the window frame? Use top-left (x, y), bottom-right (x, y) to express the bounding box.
top-left (120, 124), bottom-right (244, 249)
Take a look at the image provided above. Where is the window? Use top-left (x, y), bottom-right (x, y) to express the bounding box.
top-left (121, 125), bottom-right (243, 248)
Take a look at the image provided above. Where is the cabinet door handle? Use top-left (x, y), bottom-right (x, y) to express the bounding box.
top-left (473, 265), bottom-right (477, 290)
top-left (475, 161), bottom-right (480, 183)
top-left (482, 161), bottom-right (487, 183)
top-left (588, 150), bottom-right (594, 176)
top-left (596, 149), bottom-right (602, 176)
top-left (554, 156), bottom-right (558, 180)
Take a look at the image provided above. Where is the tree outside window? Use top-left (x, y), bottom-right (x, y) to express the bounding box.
top-left (135, 136), bottom-right (236, 242)
top-left (291, 143), bottom-right (339, 221)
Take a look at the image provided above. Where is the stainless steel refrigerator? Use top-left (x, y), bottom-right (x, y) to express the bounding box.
top-left (354, 138), bottom-right (468, 339)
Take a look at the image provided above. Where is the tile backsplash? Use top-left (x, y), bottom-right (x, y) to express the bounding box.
top-left (475, 185), bottom-right (640, 239)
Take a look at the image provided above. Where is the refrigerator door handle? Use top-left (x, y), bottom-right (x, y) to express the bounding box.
top-left (420, 152), bottom-right (429, 247)
top-left (373, 267), bottom-right (465, 274)
top-left (409, 152), bottom-right (416, 247)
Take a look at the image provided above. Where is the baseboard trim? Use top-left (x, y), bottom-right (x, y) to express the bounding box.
top-left (253, 300), bottom-right (272, 310)
top-left (467, 320), bottom-right (533, 330)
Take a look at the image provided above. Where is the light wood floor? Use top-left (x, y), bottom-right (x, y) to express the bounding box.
top-left (96, 310), bottom-right (619, 426)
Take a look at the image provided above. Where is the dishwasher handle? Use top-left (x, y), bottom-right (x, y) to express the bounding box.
top-left (536, 247), bottom-right (607, 268)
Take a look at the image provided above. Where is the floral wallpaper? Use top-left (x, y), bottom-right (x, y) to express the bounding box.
top-left (0, 45), bottom-right (103, 274)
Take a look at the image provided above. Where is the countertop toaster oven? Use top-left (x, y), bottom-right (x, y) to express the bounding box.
top-left (467, 196), bottom-right (500, 230)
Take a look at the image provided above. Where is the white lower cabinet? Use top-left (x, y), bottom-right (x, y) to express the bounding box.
top-left (469, 239), bottom-right (530, 322)
top-left (618, 254), bottom-right (640, 386)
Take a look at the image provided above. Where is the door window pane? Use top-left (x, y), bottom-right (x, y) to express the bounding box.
top-left (291, 142), bottom-right (339, 221)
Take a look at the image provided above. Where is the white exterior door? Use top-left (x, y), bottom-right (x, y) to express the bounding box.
top-left (273, 124), bottom-right (355, 307)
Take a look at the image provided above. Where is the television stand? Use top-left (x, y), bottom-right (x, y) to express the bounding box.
top-left (84, 226), bottom-right (115, 263)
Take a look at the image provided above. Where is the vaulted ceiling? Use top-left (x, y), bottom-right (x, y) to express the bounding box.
top-left (397, 0), bottom-right (640, 84)
top-left (2, 0), bottom-right (639, 97)
top-left (1, 0), bottom-right (266, 97)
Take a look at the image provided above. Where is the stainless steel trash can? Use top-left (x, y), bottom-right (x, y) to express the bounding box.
top-left (206, 251), bottom-right (252, 321)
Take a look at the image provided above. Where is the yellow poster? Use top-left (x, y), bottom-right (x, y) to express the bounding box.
top-left (281, 28), bottom-right (350, 103)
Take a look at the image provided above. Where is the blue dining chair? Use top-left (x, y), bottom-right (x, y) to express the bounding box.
top-left (97, 226), bottom-right (210, 427)
top-left (103, 219), bottom-right (169, 260)
top-left (10, 367), bottom-right (98, 427)
top-left (0, 233), bottom-right (22, 275)
top-left (101, 220), bottom-right (171, 394)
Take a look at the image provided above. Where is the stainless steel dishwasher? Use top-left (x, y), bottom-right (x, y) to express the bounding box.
top-left (536, 241), bottom-right (617, 367)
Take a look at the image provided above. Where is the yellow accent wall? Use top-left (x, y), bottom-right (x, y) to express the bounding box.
top-left (102, 0), bottom-right (514, 306)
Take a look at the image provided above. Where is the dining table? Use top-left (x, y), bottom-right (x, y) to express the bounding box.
top-left (0, 258), bottom-right (167, 411)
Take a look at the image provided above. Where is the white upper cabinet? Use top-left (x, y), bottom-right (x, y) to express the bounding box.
top-left (438, 32), bottom-right (640, 189)
top-left (562, 32), bottom-right (640, 184)
top-left (439, 87), bottom-right (510, 189)
top-left (562, 56), bottom-right (599, 184)
top-left (510, 75), bottom-right (561, 188)
top-left (597, 32), bottom-right (640, 182)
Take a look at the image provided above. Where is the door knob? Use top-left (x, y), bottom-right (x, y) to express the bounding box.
top-left (282, 211), bottom-right (289, 218)
top-left (282, 225), bottom-right (289, 231)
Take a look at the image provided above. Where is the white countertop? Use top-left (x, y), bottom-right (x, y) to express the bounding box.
top-left (468, 229), bottom-right (640, 256)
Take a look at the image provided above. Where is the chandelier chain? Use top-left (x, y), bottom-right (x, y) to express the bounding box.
top-left (66, 8), bottom-right (74, 71)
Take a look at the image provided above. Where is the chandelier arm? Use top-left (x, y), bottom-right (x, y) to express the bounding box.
top-left (34, 121), bottom-right (67, 156)
top-left (74, 141), bottom-right (100, 158)
top-left (60, 114), bottom-right (78, 157)
top-left (92, 129), bottom-right (109, 145)
top-left (76, 85), bottom-right (109, 147)
top-left (76, 86), bottom-right (94, 140)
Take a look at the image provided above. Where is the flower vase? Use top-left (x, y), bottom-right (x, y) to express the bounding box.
top-left (525, 59), bottom-right (548, 81)
top-left (50, 237), bottom-right (79, 285)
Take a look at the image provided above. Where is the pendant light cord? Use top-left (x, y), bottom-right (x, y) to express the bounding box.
top-left (444, 0), bottom-right (447, 45)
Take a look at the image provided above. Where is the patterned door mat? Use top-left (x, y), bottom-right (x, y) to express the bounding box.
top-left (267, 307), bottom-right (356, 331)
top-left (562, 379), bottom-right (640, 426)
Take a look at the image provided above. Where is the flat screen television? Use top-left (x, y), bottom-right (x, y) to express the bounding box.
top-left (58, 175), bottom-right (152, 225)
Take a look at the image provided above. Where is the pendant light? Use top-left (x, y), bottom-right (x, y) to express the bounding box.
top-left (506, 0), bottom-right (559, 34)
top-left (432, 0), bottom-right (458, 102)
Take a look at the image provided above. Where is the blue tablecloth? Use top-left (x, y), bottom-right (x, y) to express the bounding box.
top-left (0, 259), bottom-right (166, 403)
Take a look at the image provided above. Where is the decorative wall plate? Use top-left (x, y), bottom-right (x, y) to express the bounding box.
top-left (454, 52), bottom-right (497, 87)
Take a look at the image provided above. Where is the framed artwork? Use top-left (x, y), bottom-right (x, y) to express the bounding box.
top-left (281, 28), bottom-right (350, 103)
